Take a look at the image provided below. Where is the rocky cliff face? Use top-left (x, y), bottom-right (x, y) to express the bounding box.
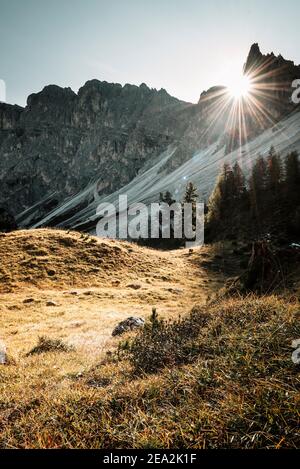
top-left (0, 44), bottom-right (299, 225)
top-left (0, 81), bottom-right (193, 217)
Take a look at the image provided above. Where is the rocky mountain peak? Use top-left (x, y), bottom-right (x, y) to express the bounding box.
top-left (0, 44), bottom-right (299, 227)
top-left (27, 85), bottom-right (76, 107)
top-left (244, 43), bottom-right (263, 72)
top-left (198, 86), bottom-right (227, 106)
top-left (244, 42), bottom-right (300, 83)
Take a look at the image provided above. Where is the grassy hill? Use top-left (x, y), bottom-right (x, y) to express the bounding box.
top-left (0, 228), bottom-right (183, 291)
top-left (0, 229), bottom-right (299, 448)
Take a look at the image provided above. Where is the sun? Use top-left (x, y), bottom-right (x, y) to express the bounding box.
top-left (227, 74), bottom-right (252, 99)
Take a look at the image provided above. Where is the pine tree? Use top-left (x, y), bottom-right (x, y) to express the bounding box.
top-left (182, 182), bottom-right (199, 239)
top-left (249, 155), bottom-right (268, 220)
top-left (207, 164), bottom-right (238, 237)
top-left (207, 173), bottom-right (223, 225)
top-left (233, 161), bottom-right (246, 199)
top-left (163, 190), bottom-right (176, 206)
top-left (285, 151), bottom-right (300, 196)
top-left (207, 147), bottom-right (300, 242)
top-left (183, 182), bottom-right (198, 204)
top-left (267, 146), bottom-right (282, 193)
top-left (158, 190), bottom-right (179, 247)
top-left (284, 151), bottom-right (300, 235)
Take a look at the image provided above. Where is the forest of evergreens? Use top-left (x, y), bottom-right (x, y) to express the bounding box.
top-left (206, 147), bottom-right (300, 242)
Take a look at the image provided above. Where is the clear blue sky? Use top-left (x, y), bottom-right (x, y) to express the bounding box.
top-left (1, 0), bottom-right (299, 106)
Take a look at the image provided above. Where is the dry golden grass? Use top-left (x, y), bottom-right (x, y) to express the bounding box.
top-left (1, 229), bottom-right (298, 448)
top-left (0, 229), bottom-right (226, 357)
top-left (0, 295), bottom-right (299, 449)
top-left (0, 228), bottom-right (181, 291)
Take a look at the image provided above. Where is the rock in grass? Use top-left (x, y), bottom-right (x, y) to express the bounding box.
top-left (292, 348), bottom-right (300, 365)
top-left (126, 284), bottom-right (142, 290)
top-left (112, 317), bottom-right (145, 337)
top-left (292, 339), bottom-right (300, 349)
top-left (291, 338), bottom-right (300, 365)
top-left (23, 298), bottom-right (35, 304)
top-left (0, 341), bottom-right (7, 365)
top-left (46, 301), bottom-right (58, 307)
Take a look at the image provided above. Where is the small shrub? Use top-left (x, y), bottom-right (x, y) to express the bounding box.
top-left (128, 308), bottom-right (210, 374)
top-left (27, 336), bottom-right (74, 356)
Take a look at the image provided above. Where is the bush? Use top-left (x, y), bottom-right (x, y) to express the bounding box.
top-left (27, 336), bottom-right (74, 356)
top-left (128, 308), bottom-right (210, 374)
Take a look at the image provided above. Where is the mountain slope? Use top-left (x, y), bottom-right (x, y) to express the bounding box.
top-left (29, 110), bottom-right (300, 231)
top-left (1, 44), bottom-right (299, 229)
top-left (0, 82), bottom-right (192, 216)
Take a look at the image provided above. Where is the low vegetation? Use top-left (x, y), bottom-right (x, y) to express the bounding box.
top-left (0, 294), bottom-right (299, 449)
top-left (26, 336), bottom-right (74, 356)
top-left (0, 223), bottom-right (299, 448)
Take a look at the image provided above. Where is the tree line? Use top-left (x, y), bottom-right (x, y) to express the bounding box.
top-left (139, 147), bottom-right (299, 248)
top-left (206, 147), bottom-right (300, 241)
top-left (139, 182), bottom-right (199, 249)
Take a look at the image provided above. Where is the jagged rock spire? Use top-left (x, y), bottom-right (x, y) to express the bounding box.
top-left (244, 43), bottom-right (263, 74)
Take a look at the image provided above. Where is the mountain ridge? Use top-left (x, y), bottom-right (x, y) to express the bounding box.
top-left (1, 43), bottom-right (299, 228)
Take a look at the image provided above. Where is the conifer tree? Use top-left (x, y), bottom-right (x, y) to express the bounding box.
top-left (182, 182), bottom-right (199, 241)
top-left (207, 147), bottom-right (300, 242)
top-left (267, 146), bottom-right (282, 193)
top-left (183, 182), bottom-right (198, 205)
top-left (233, 161), bottom-right (246, 199)
top-left (249, 155), bottom-right (268, 219)
top-left (284, 151), bottom-right (300, 235)
top-left (207, 164), bottom-right (237, 236)
top-left (157, 190), bottom-right (178, 246)
top-left (207, 175), bottom-right (223, 225)
top-left (284, 151), bottom-right (300, 198)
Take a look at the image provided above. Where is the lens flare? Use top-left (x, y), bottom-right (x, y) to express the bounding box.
top-left (227, 74), bottom-right (252, 99)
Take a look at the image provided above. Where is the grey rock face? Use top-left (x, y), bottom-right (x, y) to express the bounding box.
top-left (0, 81), bottom-right (192, 220)
top-left (112, 317), bottom-right (145, 336)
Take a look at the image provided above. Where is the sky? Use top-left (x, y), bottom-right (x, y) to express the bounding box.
top-left (0, 0), bottom-right (300, 106)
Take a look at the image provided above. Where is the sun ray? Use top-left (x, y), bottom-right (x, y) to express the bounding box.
top-left (227, 74), bottom-right (253, 99)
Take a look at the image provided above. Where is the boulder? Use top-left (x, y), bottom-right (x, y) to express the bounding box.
top-left (23, 298), bottom-right (35, 304)
top-left (0, 341), bottom-right (6, 365)
top-left (126, 284), bottom-right (142, 290)
top-left (46, 301), bottom-right (59, 307)
top-left (292, 348), bottom-right (300, 365)
top-left (112, 317), bottom-right (145, 337)
top-left (292, 338), bottom-right (300, 365)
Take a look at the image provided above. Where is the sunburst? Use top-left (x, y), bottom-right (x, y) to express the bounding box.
top-left (226, 74), bottom-right (253, 100)
top-left (195, 55), bottom-right (291, 162)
